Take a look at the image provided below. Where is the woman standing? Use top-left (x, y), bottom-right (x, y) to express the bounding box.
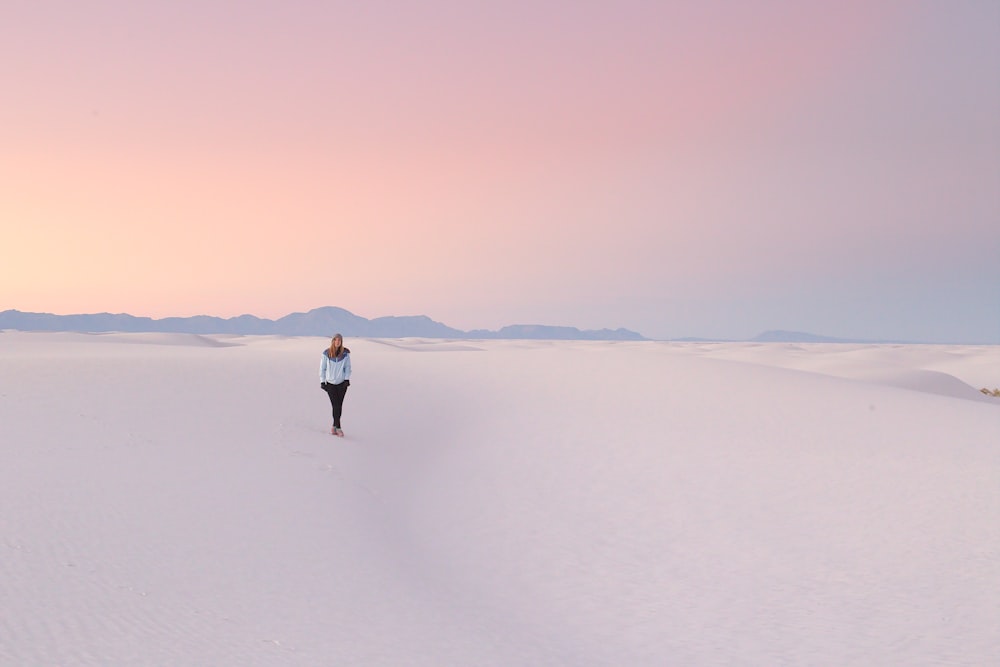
top-left (319, 334), bottom-right (351, 436)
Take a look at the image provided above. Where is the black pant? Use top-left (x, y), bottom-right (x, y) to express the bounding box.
top-left (323, 382), bottom-right (349, 428)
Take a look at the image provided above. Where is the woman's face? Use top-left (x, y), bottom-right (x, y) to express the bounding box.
top-left (332, 336), bottom-right (343, 348)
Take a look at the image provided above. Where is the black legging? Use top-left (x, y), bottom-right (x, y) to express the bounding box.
top-left (324, 382), bottom-right (349, 429)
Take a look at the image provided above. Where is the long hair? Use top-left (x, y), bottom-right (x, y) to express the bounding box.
top-left (328, 334), bottom-right (344, 359)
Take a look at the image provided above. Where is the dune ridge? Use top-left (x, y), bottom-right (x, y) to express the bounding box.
top-left (1, 333), bottom-right (997, 665)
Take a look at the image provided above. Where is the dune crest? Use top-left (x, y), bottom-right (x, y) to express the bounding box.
top-left (1, 334), bottom-right (997, 665)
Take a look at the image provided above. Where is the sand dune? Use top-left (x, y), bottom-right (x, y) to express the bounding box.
top-left (1, 333), bottom-right (997, 665)
top-left (675, 341), bottom-right (999, 403)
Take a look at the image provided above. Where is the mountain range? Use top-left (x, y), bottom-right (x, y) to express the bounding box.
top-left (0, 307), bottom-right (647, 341)
top-left (0, 309), bottom-right (937, 343)
top-left (676, 330), bottom-right (922, 344)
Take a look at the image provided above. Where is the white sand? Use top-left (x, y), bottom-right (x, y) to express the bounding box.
top-left (1, 332), bottom-right (997, 665)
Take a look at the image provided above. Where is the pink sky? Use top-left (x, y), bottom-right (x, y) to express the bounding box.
top-left (2, 1), bottom-right (997, 341)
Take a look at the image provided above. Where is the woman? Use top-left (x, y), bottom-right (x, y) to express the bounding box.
top-left (319, 334), bottom-right (351, 436)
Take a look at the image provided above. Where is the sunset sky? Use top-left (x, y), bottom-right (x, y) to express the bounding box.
top-left (2, 1), bottom-right (997, 342)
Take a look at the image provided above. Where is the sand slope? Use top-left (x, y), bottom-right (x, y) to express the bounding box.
top-left (1, 333), bottom-right (997, 665)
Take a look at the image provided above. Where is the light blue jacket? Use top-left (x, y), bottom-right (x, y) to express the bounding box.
top-left (320, 348), bottom-right (352, 385)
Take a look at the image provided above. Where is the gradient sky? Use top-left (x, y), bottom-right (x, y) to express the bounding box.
top-left (2, 1), bottom-right (998, 342)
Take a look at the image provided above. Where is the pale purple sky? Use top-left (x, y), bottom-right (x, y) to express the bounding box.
top-left (2, 1), bottom-right (998, 341)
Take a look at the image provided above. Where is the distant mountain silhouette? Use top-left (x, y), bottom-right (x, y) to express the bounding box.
top-left (0, 307), bottom-right (646, 341)
top-left (750, 330), bottom-right (917, 344)
top-left (469, 324), bottom-right (645, 341)
top-left (752, 330), bottom-right (853, 343)
top-left (672, 330), bottom-right (921, 344)
top-left (3, 310), bottom-right (942, 343)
